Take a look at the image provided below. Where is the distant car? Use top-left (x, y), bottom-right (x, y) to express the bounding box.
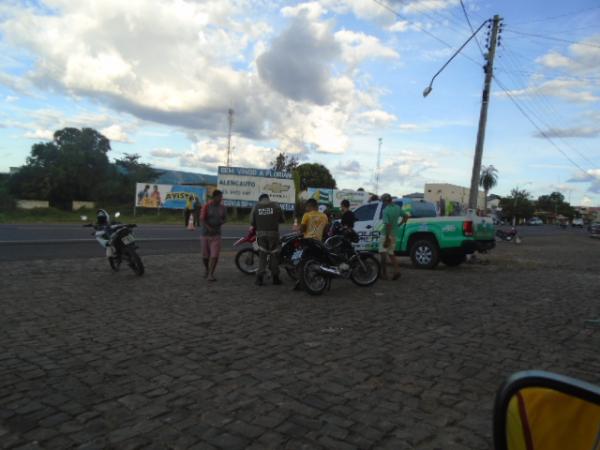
top-left (571, 218), bottom-right (584, 228)
top-left (527, 218), bottom-right (543, 226)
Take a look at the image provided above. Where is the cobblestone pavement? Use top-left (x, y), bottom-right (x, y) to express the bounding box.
top-left (1, 234), bottom-right (599, 449)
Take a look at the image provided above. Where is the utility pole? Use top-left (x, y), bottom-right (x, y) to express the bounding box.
top-left (226, 108), bottom-right (234, 167)
top-left (375, 137), bottom-right (382, 195)
top-left (468, 14), bottom-right (502, 211)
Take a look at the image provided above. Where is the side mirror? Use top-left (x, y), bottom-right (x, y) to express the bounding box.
top-left (493, 371), bottom-right (600, 450)
top-left (81, 215), bottom-right (88, 221)
top-left (115, 212), bottom-right (121, 218)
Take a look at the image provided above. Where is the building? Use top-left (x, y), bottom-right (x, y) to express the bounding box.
top-left (424, 183), bottom-right (486, 215)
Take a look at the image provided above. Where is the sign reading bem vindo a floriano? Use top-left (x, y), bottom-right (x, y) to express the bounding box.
top-left (217, 166), bottom-right (296, 211)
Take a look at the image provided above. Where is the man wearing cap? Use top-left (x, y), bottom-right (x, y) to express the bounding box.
top-left (251, 193), bottom-right (284, 286)
top-left (379, 193), bottom-right (409, 280)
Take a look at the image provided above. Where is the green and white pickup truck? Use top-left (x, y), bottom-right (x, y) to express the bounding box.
top-left (351, 198), bottom-right (495, 269)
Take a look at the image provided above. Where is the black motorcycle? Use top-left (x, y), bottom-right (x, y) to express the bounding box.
top-left (496, 227), bottom-right (521, 243)
top-left (82, 210), bottom-right (145, 276)
top-left (299, 223), bottom-right (380, 295)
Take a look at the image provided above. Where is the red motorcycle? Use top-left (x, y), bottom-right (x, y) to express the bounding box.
top-left (233, 227), bottom-right (303, 280)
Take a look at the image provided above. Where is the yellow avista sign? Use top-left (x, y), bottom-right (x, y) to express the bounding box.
top-left (263, 182), bottom-right (291, 194)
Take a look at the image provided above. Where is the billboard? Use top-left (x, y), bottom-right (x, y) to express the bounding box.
top-left (304, 188), bottom-right (369, 209)
top-left (135, 183), bottom-right (207, 209)
top-left (218, 166), bottom-right (295, 211)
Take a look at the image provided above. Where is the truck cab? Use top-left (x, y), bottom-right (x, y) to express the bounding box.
top-left (351, 198), bottom-right (495, 268)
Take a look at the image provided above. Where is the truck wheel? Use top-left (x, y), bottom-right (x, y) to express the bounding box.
top-left (410, 238), bottom-right (439, 269)
top-left (441, 254), bottom-right (466, 267)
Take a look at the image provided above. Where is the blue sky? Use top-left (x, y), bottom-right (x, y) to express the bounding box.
top-left (0, 0), bottom-right (599, 206)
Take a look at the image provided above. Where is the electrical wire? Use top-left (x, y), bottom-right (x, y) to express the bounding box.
top-left (504, 29), bottom-right (600, 50)
top-left (459, 0), bottom-right (486, 58)
top-left (510, 5), bottom-right (600, 26)
top-left (371, 0), bottom-right (484, 67)
top-left (493, 75), bottom-right (590, 176)
top-left (497, 46), bottom-right (597, 168)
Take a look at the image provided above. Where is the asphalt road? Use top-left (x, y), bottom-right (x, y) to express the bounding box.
top-left (0, 224), bottom-right (296, 262)
top-left (0, 223), bottom-right (590, 262)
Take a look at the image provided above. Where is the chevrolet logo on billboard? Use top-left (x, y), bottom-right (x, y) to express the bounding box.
top-left (263, 182), bottom-right (291, 194)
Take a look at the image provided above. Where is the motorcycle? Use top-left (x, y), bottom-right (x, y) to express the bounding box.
top-left (493, 370), bottom-right (600, 449)
top-left (233, 227), bottom-right (303, 280)
top-left (299, 223), bottom-right (380, 295)
top-left (496, 227), bottom-right (521, 243)
top-left (82, 210), bottom-right (145, 276)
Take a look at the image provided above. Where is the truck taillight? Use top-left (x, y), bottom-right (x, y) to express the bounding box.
top-left (463, 220), bottom-right (473, 236)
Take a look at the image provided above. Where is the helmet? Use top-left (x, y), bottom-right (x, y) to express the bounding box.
top-left (96, 209), bottom-right (110, 226)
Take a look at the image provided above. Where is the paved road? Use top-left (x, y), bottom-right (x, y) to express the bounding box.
top-left (1, 234), bottom-right (599, 449)
top-left (0, 223), bottom-right (589, 262)
top-left (0, 224), bottom-right (293, 262)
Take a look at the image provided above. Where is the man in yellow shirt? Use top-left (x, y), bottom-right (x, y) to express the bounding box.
top-left (300, 199), bottom-right (328, 241)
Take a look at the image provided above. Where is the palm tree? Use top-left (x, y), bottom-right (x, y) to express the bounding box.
top-left (479, 165), bottom-right (499, 213)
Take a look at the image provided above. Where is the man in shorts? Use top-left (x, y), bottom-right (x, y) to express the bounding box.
top-left (201, 190), bottom-right (226, 281)
top-left (379, 193), bottom-right (409, 280)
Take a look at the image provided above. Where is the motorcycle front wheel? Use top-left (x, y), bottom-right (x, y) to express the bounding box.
top-left (301, 258), bottom-right (329, 296)
top-left (350, 253), bottom-right (380, 286)
top-left (124, 247), bottom-right (145, 276)
top-left (235, 248), bottom-right (259, 275)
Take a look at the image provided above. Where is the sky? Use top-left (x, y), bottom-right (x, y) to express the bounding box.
top-left (0, 0), bottom-right (599, 206)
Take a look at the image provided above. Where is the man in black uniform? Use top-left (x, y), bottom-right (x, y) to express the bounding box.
top-left (251, 193), bottom-right (284, 286)
top-left (340, 199), bottom-right (356, 229)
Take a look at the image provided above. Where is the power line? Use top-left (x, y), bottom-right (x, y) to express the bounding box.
top-left (371, 0), bottom-right (483, 67)
top-left (459, 0), bottom-right (485, 57)
top-left (493, 75), bottom-right (590, 176)
top-left (504, 29), bottom-right (600, 49)
top-left (510, 5), bottom-right (600, 26)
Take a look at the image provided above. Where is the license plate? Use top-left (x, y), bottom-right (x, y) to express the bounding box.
top-left (121, 235), bottom-right (135, 245)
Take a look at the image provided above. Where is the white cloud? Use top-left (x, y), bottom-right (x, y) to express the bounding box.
top-left (400, 0), bottom-right (459, 14)
top-left (388, 20), bottom-right (409, 32)
top-left (500, 78), bottom-right (599, 103)
top-left (336, 159), bottom-right (361, 174)
top-left (24, 129), bottom-right (53, 140)
top-left (100, 124), bottom-right (130, 143)
top-left (568, 168), bottom-right (600, 194)
top-left (535, 126), bottom-right (600, 139)
top-left (581, 196), bottom-right (594, 206)
top-left (150, 148), bottom-right (181, 158)
top-left (536, 35), bottom-right (600, 75)
top-left (281, 2), bottom-right (326, 20)
top-left (334, 29), bottom-right (399, 66)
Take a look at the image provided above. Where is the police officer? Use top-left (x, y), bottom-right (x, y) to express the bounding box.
top-left (250, 193), bottom-right (284, 286)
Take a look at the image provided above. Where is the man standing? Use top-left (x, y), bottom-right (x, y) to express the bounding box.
top-left (379, 193), bottom-right (409, 280)
top-left (184, 194), bottom-right (194, 228)
top-left (300, 198), bottom-right (328, 241)
top-left (251, 194), bottom-right (284, 286)
top-left (201, 190), bottom-right (226, 281)
top-left (340, 199), bottom-right (356, 229)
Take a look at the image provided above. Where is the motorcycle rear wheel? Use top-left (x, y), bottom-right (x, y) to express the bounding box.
top-left (108, 256), bottom-right (121, 272)
top-left (301, 258), bottom-right (329, 296)
top-left (350, 253), bottom-right (380, 286)
top-left (124, 247), bottom-right (144, 276)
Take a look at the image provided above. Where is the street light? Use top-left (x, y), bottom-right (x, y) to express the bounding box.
top-left (422, 19), bottom-right (490, 98)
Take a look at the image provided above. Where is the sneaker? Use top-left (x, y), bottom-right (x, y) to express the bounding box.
top-left (272, 275), bottom-right (282, 285)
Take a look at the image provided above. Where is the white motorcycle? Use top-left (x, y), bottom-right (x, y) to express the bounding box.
top-left (82, 210), bottom-right (144, 276)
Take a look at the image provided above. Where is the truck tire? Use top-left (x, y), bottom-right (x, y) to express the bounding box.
top-left (410, 238), bottom-right (439, 269)
top-left (441, 254), bottom-right (466, 267)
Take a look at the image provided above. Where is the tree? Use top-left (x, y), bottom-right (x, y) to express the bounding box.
top-left (479, 165), bottom-right (498, 212)
top-left (294, 163), bottom-right (336, 190)
top-left (536, 192), bottom-right (575, 220)
top-left (499, 188), bottom-right (534, 223)
top-left (271, 152), bottom-right (299, 172)
top-left (8, 128), bottom-right (112, 209)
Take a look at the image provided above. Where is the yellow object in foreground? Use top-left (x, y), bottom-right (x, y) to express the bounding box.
top-left (506, 387), bottom-right (600, 450)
